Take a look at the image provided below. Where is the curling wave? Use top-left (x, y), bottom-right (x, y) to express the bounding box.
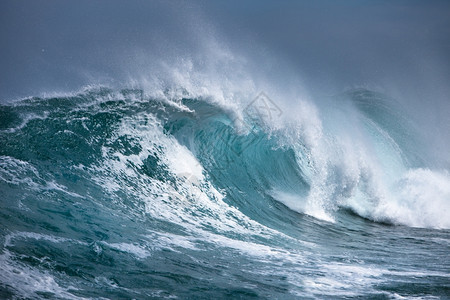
top-left (0, 87), bottom-right (449, 298)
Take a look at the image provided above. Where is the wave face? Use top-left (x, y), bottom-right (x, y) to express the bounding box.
top-left (1, 88), bottom-right (449, 299)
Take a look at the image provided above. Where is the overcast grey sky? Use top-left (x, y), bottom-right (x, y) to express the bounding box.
top-left (1, 0), bottom-right (450, 105)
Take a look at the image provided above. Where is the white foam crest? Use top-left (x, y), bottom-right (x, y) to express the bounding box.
top-left (322, 111), bottom-right (450, 229)
top-left (298, 103), bottom-right (390, 223)
top-left (92, 112), bottom-right (280, 242)
top-left (269, 97), bottom-right (450, 229)
top-left (320, 104), bottom-right (450, 228)
top-left (274, 96), bottom-right (396, 224)
top-left (6, 84), bottom-right (111, 104)
top-left (130, 38), bottom-right (257, 118)
top-left (265, 97), bottom-right (345, 222)
top-left (372, 168), bottom-right (450, 229)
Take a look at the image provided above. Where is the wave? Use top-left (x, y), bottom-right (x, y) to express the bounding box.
top-left (1, 87), bottom-right (449, 231)
top-left (1, 86), bottom-right (450, 298)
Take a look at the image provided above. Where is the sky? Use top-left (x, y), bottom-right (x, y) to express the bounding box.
top-left (1, 0), bottom-right (449, 109)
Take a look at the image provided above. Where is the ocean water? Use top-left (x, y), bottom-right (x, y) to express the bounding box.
top-left (1, 87), bottom-right (449, 299)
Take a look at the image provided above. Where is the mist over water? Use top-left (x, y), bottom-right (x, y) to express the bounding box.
top-left (1, 1), bottom-right (450, 299)
top-left (2, 0), bottom-right (449, 159)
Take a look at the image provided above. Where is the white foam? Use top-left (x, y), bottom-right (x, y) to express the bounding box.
top-left (270, 189), bottom-right (335, 223)
top-left (4, 231), bottom-right (87, 248)
top-left (0, 250), bottom-right (86, 299)
top-left (373, 168), bottom-right (450, 229)
top-left (303, 263), bottom-right (385, 297)
top-left (88, 111), bottom-right (289, 251)
top-left (0, 156), bottom-right (42, 189)
top-left (101, 242), bottom-right (152, 259)
top-left (267, 96), bottom-right (450, 229)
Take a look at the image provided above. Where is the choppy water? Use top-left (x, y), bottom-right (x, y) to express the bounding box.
top-left (0, 87), bottom-right (449, 299)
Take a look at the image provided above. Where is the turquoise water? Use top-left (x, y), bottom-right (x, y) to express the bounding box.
top-left (0, 88), bottom-right (449, 299)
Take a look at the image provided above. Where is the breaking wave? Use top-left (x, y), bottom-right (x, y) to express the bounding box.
top-left (1, 86), bottom-right (449, 298)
